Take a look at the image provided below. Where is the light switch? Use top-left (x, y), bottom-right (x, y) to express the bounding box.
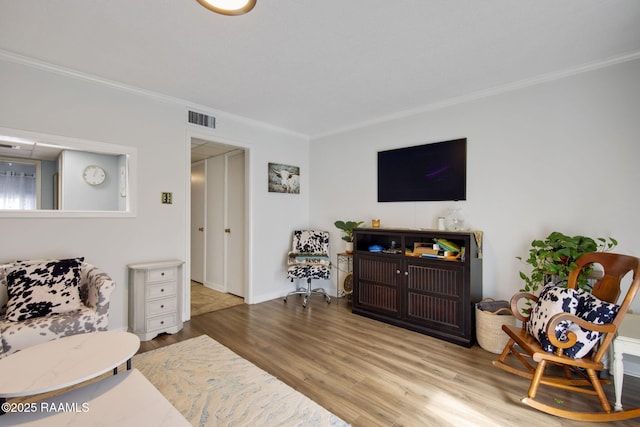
top-left (161, 192), bottom-right (173, 204)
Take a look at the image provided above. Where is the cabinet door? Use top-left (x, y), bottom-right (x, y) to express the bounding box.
top-left (354, 254), bottom-right (402, 317)
top-left (405, 261), bottom-right (467, 337)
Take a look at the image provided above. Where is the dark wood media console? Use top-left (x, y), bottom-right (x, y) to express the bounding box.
top-left (352, 228), bottom-right (483, 347)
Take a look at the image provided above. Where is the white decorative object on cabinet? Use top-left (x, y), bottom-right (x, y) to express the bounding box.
top-left (128, 260), bottom-right (184, 341)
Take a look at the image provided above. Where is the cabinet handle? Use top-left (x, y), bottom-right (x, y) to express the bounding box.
top-left (161, 272), bottom-right (165, 276)
top-left (396, 269), bottom-right (401, 274)
top-left (160, 305), bottom-right (164, 309)
top-left (160, 321), bottom-right (164, 325)
top-left (161, 288), bottom-right (164, 293)
top-left (405, 271), bottom-right (409, 276)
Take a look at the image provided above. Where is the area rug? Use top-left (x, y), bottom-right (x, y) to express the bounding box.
top-left (191, 282), bottom-right (244, 316)
top-left (133, 335), bottom-right (350, 427)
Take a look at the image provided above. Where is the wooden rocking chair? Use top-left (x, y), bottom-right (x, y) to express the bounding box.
top-left (493, 252), bottom-right (640, 422)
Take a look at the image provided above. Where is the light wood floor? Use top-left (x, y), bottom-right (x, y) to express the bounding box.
top-left (190, 281), bottom-right (243, 316)
top-left (140, 296), bottom-right (640, 427)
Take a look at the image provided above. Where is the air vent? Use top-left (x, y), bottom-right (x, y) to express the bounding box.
top-left (188, 110), bottom-right (216, 129)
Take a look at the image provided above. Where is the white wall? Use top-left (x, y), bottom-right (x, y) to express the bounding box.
top-left (310, 58), bottom-right (640, 314)
top-left (0, 56), bottom-right (310, 330)
top-left (60, 150), bottom-right (120, 210)
top-left (186, 120), bottom-right (311, 304)
top-left (2, 51), bottom-right (638, 366)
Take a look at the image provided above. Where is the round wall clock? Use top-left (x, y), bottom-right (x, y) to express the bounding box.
top-left (83, 165), bottom-right (106, 185)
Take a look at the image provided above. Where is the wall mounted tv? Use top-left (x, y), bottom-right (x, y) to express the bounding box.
top-left (378, 138), bottom-right (466, 202)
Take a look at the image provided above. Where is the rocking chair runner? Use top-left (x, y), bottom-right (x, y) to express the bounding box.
top-left (493, 252), bottom-right (640, 422)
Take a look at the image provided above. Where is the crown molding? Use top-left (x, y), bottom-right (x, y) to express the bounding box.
top-left (2, 48), bottom-right (637, 142)
top-left (0, 49), bottom-right (308, 141)
top-left (311, 50), bottom-right (640, 140)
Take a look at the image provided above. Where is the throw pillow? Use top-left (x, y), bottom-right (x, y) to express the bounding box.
top-left (527, 285), bottom-right (578, 354)
top-left (527, 285), bottom-right (619, 358)
top-left (573, 288), bottom-right (620, 356)
top-left (4, 257), bottom-right (84, 322)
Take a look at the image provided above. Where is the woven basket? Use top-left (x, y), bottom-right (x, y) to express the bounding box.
top-left (475, 298), bottom-right (516, 354)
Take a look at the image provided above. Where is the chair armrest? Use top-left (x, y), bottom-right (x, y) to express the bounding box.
top-left (545, 312), bottom-right (617, 350)
top-left (509, 292), bottom-right (538, 323)
top-left (80, 264), bottom-right (116, 317)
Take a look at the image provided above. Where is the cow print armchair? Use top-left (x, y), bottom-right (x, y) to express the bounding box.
top-left (0, 257), bottom-right (115, 358)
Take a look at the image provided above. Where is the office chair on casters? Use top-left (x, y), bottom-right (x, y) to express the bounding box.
top-left (283, 230), bottom-right (331, 308)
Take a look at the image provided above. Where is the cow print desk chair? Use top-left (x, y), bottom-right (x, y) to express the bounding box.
top-left (284, 230), bottom-right (332, 308)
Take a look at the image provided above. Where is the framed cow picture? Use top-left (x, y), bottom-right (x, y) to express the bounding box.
top-left (268, 163), bottom-right (300, 194)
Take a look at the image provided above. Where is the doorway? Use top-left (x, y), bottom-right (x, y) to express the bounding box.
top-left (190, 137), bottom-right (246, 315)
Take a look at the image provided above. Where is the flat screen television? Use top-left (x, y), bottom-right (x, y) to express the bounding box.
top-left (378, 138), bottom-right (466, 202)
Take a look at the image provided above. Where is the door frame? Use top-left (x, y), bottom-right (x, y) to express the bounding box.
top-left (190, 160), bottom-right (206, 284)
top-left (184, 127), bottom-right (252, 321)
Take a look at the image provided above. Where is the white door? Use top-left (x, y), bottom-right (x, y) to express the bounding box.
top-left (205, 156), bottom-right (225, 290)
top-left (190, 162), bottom-right (205, 283)
top-left (225, 151), bottom-right (245, 297)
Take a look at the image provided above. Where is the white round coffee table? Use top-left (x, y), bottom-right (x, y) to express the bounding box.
top-left (0, 331), bottom-right (140, 400)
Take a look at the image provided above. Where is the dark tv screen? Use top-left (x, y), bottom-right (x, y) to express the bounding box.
top-left (378, 138), bottom-right (466, 202)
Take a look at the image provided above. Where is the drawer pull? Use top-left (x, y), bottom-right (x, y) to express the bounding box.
top-left (160, 321), bottom-right (164, 325)
top-left (160, 305), bottom-right (164, 309)
top-left (161, 272), bottom-right (165, 276)
top-left (161, 288), bottom-right (164, 292)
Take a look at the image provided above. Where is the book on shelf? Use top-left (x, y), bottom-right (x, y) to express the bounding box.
top-left (433, 238), bottom-right (460, 252)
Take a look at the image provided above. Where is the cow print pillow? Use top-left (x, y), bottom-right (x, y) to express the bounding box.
top-left (5, 257), bottom-right (84, 322)
top-left (527, 285), bottom-right (619, 359)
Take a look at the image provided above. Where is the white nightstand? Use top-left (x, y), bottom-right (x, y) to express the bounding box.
top-left (128, 260), bottom-right (185, 341)
top-left (612, 313), bottom-right (640, 411)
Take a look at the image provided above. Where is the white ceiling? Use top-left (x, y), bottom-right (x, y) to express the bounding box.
top-left (191, 138), bottom-right (241, 162)
top-left (0, 134), bottom-right (65, 162)
top-left (1, 0), bottom-right (639, 138)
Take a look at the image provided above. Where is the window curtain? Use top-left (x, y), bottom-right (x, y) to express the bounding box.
top-left (0, 170), bottom-right (37, 210)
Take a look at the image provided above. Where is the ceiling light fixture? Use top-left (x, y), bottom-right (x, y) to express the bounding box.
top-left (196, 0), bottom-right (256, 16)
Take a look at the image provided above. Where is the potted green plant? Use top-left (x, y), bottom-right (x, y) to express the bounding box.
top-left (517, 232), bottom-right (617, 308)
top-left (334, 220), bottom-right (364, 254)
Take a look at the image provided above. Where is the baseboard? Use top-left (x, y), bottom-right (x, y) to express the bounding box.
top-left (202, 281), bottom-right (224, 293)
